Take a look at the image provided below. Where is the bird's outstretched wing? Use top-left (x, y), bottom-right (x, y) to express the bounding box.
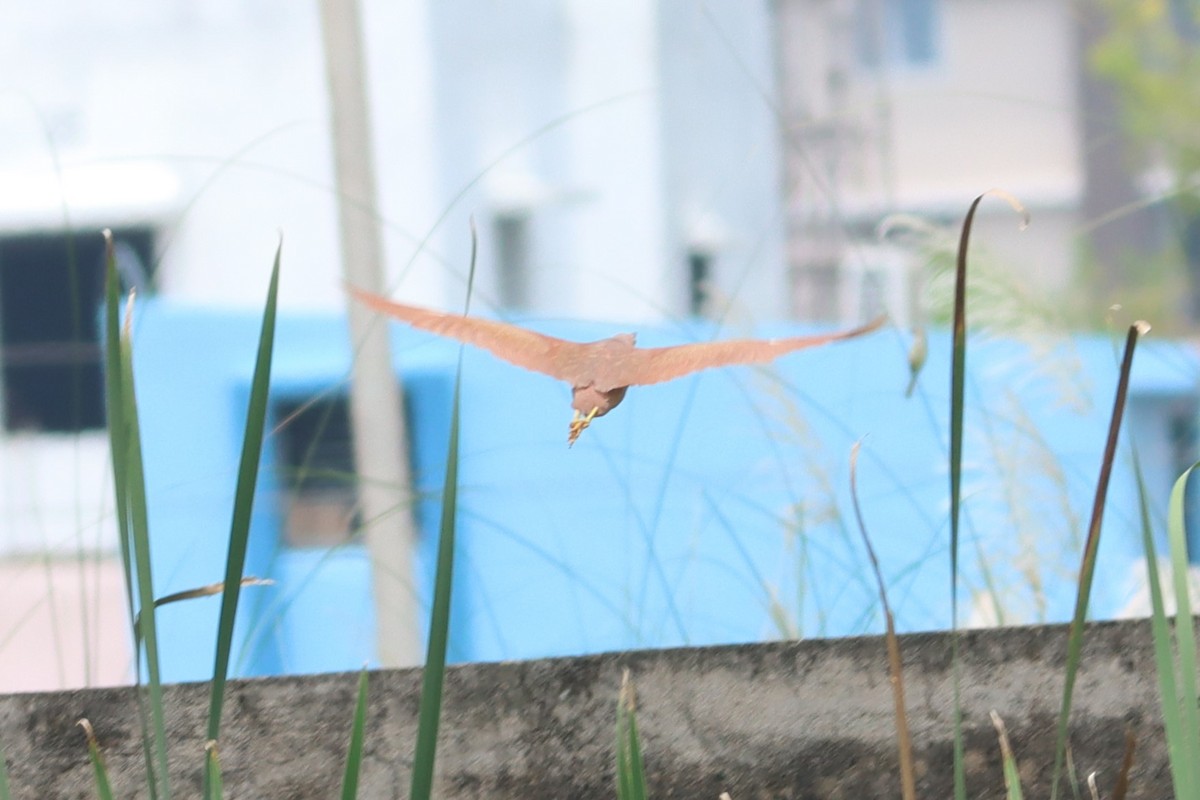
top-left (614, 315), bottom-right (886, 387)
top-left (351, 288), bottom-right (588, 380)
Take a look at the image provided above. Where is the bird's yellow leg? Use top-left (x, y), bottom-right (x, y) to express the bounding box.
top-left (568, 407), bottom-right (600, 447)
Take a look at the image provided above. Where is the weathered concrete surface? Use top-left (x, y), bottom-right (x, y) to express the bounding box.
top-left (0, 619), bottom-right (1176, 798)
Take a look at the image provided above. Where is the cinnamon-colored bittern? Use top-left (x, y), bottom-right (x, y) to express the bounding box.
top-left (352, 288), bottom-right (885, 445)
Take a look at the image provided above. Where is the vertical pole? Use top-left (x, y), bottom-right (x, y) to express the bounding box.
top-left (318, 0), bottom-right (420, 667)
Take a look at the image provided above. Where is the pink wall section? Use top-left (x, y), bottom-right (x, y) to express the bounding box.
top-left (0, 557), bottom-right (132, 692)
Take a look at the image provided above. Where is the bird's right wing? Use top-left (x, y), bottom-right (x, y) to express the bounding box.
top-left (617, 315), bottom-right (886, 387)
top-left (351, 288), bottom-right (588, 380)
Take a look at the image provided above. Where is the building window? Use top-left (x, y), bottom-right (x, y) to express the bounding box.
top-left (687, 249), bottom-right (713, 317)
top-left (855, 0), bottom-right (940, 70)
top-left (0, 228), bottom-right (155, 433)
top-left (838, 244), bottom-right (916, 326)
top-left (792, 260), bottom-right (841, 323)
top-left (494, 212), bottom-right (531, 310)
top-left (274, 395), bottom-right (360, 549)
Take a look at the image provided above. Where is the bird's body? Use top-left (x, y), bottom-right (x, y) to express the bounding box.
top-left (352, 288), bottom-right (884, 445)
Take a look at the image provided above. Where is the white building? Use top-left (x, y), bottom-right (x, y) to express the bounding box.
top-left (776, 0), bottom-right (1091, 324)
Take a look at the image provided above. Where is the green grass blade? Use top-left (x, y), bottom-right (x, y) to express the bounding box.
top-left (206, 244), bottom-right (280, 743)
top-left (1049, 322), bottom-right (1145, 800)
top-left (990, 711), bottom-right (1024, 800)
top-left (1165, 462), bottom-right (1200, 788)
top-left (615, 670), bottom-right (648, 800)
top-left (0, 742), bottom-right (9, 800)
top-left (948, 194), bottom-right (979, 800)
top-left (410, 225), bottom-right (477, 800)
top-left (104, 232), bottom-right (162, 799)
top-left (103, 231), bottom-right (136, 627)
top-left (78, 720), bottom-right (115, 800)
top-left (120, 299), bottom-right (172, 800)
top-left (204, 742), bottom-right (223, 800)
top-left (341, 668), bottom-right (370, 800)
top-left (1133, 452), bottom-right (1190, 795)
top-left (948, 197), bottom-right (978, 634)
top-left (408, 356), bottom-right (461, 800)
top-left (948, 191), bottom-right (1027, 800)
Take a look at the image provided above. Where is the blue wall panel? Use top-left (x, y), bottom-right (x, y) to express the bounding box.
top-left (127, 300), bottom-right (1200, 680)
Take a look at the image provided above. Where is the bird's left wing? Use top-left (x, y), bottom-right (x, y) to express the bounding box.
top-left (615, 315), bottom-right (886, 387)
top-left (351, 288), bottom-right (589, 379)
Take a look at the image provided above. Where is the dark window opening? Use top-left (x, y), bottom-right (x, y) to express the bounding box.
top-left (0, 227), bottom-right (156, 432)
top-left (688, 250), bottom-right (713, 317)
top-left (274, 395), bottom-right (361, 548)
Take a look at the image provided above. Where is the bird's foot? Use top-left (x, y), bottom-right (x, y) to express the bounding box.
top-left (568, 408), bottom-right (599, 447)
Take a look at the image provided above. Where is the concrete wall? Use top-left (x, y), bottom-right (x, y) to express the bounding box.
top-left (0, 619), bottom-right (1178, 797)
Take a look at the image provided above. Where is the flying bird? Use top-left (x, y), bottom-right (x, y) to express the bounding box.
top-left (352, 288), bottom-right (885, 445)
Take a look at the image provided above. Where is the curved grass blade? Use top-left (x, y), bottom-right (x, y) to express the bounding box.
top-left (849, 442), bottom-right (916, 800)
top-left (410, 224), bottom-right (477, 800)
top-left (615, 669), bottom-right (648, 800)
top-left (155, 577), bottom-right (274, 611)
top-left (341, 668), bottom-right (370, 800)
top-left (1049, 322), bottom-right (1147, 799)
top-left (948, 190), bottom-right (1027, 800)
top-left (1159, 460), bottom-right (1200, 794)
top-left (132, 578), bottom-right (274, 641)
top-left (205, 245), bottom-right (280, 744)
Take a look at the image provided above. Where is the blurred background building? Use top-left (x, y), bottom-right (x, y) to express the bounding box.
top-left (0, 1), bottom-right (1192, 690)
